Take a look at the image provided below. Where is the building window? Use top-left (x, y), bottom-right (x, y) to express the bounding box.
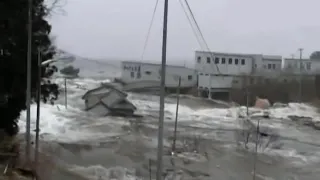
top-left (199, 73), bottom-right (203, 75)
top-left (268, 64), bottom-right (271, 69)
top-left (221, 58), bottom-right (226, 64)
top-left (197, 56), bottom-right (201, 63)
top-left (207, 57), bottom-right (210, 63)
top-left (131, 71), bottom-right (134, 78)
top-left (205, 74), bottom-right (209, 76)
top-left (306, 62), bottom-right (311, 70)
top-left (235, 59), bottom-right (239, 65)
top-left (188, 75), bottom-right (192, 80)
top-left (137, 72), bottom-right (141, 79)
top-left (241, 59), bottom-right (245, 65)
top-left (145, 71), bottom-right (151, 75)
top-left (228, 58), bottom-right (232, 64)
top-left (272, 64), bottom-right (276, 69)
top-left (215, 57), bottom-right (219, 64)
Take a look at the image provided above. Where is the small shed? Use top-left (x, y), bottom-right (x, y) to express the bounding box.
top-left (81, 85), bottom-right (137, 117)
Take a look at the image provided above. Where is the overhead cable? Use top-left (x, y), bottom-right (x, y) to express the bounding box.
top-left (141, 0), bottom-right (160, 61)
top-left (182, 0), bottom-right (221, 74)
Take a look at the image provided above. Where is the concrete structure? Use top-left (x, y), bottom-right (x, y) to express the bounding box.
top-left (82, 85), bottom-right (137, 117)
top-left (195, 51), bottom-right (282, 99)
top-left (120, 61), bottom-right (197, 89)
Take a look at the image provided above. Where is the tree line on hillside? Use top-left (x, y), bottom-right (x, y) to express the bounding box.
top-left (0, 0), bottom-right (59, 136)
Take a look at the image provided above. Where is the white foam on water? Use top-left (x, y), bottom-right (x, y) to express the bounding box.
top-left (18, 75), bottom-right (320, 165)
top-left (271, 103), bottom-right (320, 121)
top-left (69, 165), bottom-right (139, 180)
top-left (18, 103), bottom-right (109, 143)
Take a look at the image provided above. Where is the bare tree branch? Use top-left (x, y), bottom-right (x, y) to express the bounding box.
top-left (45, 0), bottom-right (67, 16)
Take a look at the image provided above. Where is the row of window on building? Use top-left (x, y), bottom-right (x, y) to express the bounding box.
top-left (263, 63), bottom-right (279, 70)
top-left (286, 62), bottom-right (311, 70)
top-left (129, 71), bottom-right (193, 80)
top-left (197, 56), bottom-right (247, 65)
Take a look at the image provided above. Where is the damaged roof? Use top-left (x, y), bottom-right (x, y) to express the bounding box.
top-left (81, 84), bottom-right (127, 100)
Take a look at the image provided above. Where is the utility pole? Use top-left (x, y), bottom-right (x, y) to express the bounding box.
top-left (156, 0), bottom-right (169, 179)
top-left (298, 48), bottom-right (303, 103)
top-left (64, 78), bottom-right (67, 109)
top-left (35, 49), bottom-right (41, 168)
top-left (26, 0), bottom-right (33, 163)
top-left (172, 76), bottom-right (181, 154)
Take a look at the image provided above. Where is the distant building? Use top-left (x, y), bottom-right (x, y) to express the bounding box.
top-left (282, 58), bottom-right (320, 75)
top-left (258, 55), bottom-right (282, 75)
top-left (120, 61), bottom-right (197, 89)
top-left (194, 51), bottom-right (282, 98)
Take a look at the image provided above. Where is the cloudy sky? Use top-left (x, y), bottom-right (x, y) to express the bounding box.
top-left (50, 0), bottom-right (320, 63)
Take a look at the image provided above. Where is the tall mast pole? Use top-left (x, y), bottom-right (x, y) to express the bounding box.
top-left (26, 0), bottom-right (33, 163)
top-left (156, 0), bottom-right (169, 179)
top-left (298, 48), bottom-right (303, 103)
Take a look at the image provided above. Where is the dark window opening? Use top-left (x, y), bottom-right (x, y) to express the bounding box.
top-left (228, 58), bottom-right (232, 64)
top-left (131, 71), bottom-right (134, 78)
top-left (137, 72), bottom-right (141, 79)
top-left (241, 59), bottom-right (245, 65)
top-left (145, 71), bottom-right (151, 75)
top-left (272, 64), bottom-right (276, 69)
top-left (235, 59), bottom-right (239, 65)
top-left (188, 75), bottom-right (192, 80)
top-left (221, 58), bottom-right (226, 64)
top-left (215, 57), bottom-right (219, 64)
top-left (206, 57), bottom-right (211, 63)
top-left (306, 62), bottom-right (311, 70)
top-left (197, 56), bottom-right (201, 63)
top-left (268, 64), bottom-right (271, 69)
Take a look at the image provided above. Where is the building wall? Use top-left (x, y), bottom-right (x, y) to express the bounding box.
top-left (198, 74), bottom-right (244, 89)
top-left (121, 61), bottom-right (197, 88)
top-left (195, 51), bottom-right (254, 75)
top-left (282, 58), bottom-right (320, 74)
top-left (89, 104), bottom-right (110, 117)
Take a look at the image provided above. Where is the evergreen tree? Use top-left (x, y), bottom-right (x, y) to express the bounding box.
top-left (0, 0), bottom-right (59, 136)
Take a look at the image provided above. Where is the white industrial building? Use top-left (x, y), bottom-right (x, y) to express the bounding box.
top-left (259, 55), bottom-right (282, 75)
top-left (283, 58), bottom-right (320, 75)
top-left (194, 51), bottom-right (282, 98)
top-left (120, 61), bottom-right (197, 90)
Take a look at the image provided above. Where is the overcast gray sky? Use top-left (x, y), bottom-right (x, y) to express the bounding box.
top-left (50, 0), bottom-right (320, 62)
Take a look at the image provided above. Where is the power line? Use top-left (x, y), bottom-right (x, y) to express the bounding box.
top-left (141, 0), bottom-right (160, 61)
top-left (182, 0), bottom-right (221, 74)
top-left (178, 0), bottom-right (204, 50)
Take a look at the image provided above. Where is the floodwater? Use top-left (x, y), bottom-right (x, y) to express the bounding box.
top-left (17, 60), bottom-right (320, 180)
